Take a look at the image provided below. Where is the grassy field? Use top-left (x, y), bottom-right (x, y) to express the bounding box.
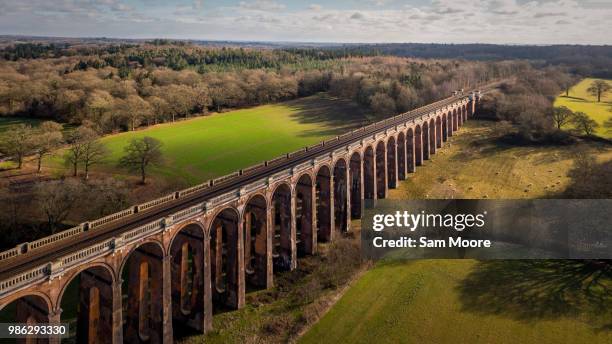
top-left (301, 121), bottom-right (612, 344)
top-left (554, 78), bottom-right (612, 138)
top-left (301, 259), bottom-right (611, 344)
top-left (392, 121), bottom-right (612, 199)
top-left (45, 94), bottom-right (370, 184)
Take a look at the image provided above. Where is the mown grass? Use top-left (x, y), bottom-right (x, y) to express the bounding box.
top-left (46, 94), bottom-right (370, 184)
top-left (554, 78), bottom-right (612, 138)
top-left (300, 120), bottom-right (612, 344)
top-left (301, 259), bottom-right (611, 344)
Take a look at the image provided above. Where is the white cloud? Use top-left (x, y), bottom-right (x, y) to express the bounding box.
top-left (0, 0), bottom-right (609, 44)
top-left (238, 0), bottom-right (286, 12)
top-left (193, 0), bottom-right (204, 10)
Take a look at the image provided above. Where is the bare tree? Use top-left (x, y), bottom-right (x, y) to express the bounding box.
top-left (81, 137), bottom-right (109, 181)
top-left (572, 112), bottom-right (600, 136)
top-left (115, 95), bottom-right (152, 131)
top-left (550, 106), bottom-right (574, 130)
top-left (31, 121), bottom-right (63, 173)
top-left (64, 125), bottom-right (108, 179)
top-left (119, 136), bottom-right (164, 184)
top-left (35, 179), bottom-right (85, 234)
top-left (0, 124), bottom-right (34, 169)
top-left (369, 92), bottom-right (396, 117)
top-left (587, 80), bottom-right (611, 102)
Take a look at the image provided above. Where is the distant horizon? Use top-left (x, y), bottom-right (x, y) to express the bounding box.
top-left (0, 1), bottom-right (610, 45)
top-left (2, 34), bottom-right (611, 48)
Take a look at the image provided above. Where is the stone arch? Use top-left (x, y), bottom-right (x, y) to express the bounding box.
top-left (209, 207), bottom-right (242, 311)
top-left (375, 140), bottom-right (387, 199)
top-left (363, 146), bottom-right (375, 200)
top-left (415, 124), bottom-right (423, 166)
top-left (333, 158), bottom-right (349, 233)
top-left (169, 222), bottom-right (207, 334)
top-left (271, 183), bottom-right (294, 271)
top-left (120, 241), bottom-right (165, 343)
top-left (422, 121), bottom-right (430, 161)
top-left (58, 263), bottom-right (115, 344)
top-left (296, 174), bottom-right (315, 255)
top-left (397, 132), bottom-right (406, 180)
top-left (118, 239), bottom-right (165, 282)
top-left (386, 136), bottom-right (397, 189)
top-left (435, 116), bottom-right (442, 149)
top-left (0, 293), bottom-right (54, 342)
top-left (452, 108), bottom-right (458, 131)
top-left (462, 104), bottom-right (467, 122)
top-left (349, 151), bottom-right (362, 219)
top-left (316, 165), bottom-right (332, 242)
top-left (0, 291), bottom-right (53, 313)
top-left (406, 128), bottom-right (416, 173)
top-left (243, 193), bottom-right (271, 288)
top-left (442, 113), bottom-right (449, 142)
top-left (429, 118), bottom-right (436, 155)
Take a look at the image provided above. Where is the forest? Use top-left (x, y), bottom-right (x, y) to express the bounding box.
top-left (0, 42), bottom-right (523, 134)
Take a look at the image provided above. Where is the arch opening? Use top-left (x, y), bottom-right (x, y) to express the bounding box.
top-left (121, 242), bottom-right (164, 343)
top-left (272, 184), bottom-right (293, 271)
top-left (422, 121), bottom-right (430, 161)
top-left (243, 195), bottom-right (269, 288)
top-left (386, 137), bottom-right (397, 189)
top-left (349, 152), bottom-right (362, 219)
top-left (429, 119), bottom-right (436, 155)
top-left (363, 147), bottom-right (375, 200)
top-left (375, 141), bottom-right (387, 199)
top-left (209, 208), bottom-right (240, 311)
top-left (0, 295), bottom-right (52, 344)
top-left (442, 114), bottom-right (448, 142)
top-left (407, 128), bottom-right (416, 173)
top-left (414, 125), bottom-right (423, 166)
top-left (333, 159), bottom-right (349, 233)
top-left (397, 132), bottom-right (406, 180)
top-left (170, 224), bottom-right (206, 334)
top-left (296, 175), bottom-right (315, 255)
top-left (436, 117), bottom-right (442, 148)
top-left (316, 166), bottom-right (332, 242)
top-left (61, 266), bottom-right (114, 344)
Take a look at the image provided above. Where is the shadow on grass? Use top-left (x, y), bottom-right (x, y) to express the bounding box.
top-left (558, 95), bottom-right (588, 102)
top-left (457, 260), bottom-right (612, 331)
top-left (286, 94), bottom-right (373, 138)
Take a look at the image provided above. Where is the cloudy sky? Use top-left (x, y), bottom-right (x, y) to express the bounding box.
top-left (0, 0), bottom-right (610, 44)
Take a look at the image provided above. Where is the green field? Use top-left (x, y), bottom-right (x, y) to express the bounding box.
top-left (301, 121), bottom-right (612, 344)
top-left (47, 94), bottom-right (370, 184)
top-left (301, 259), bottom-right (611, 344)
top-left (554, 78), bottom-right (612, 138)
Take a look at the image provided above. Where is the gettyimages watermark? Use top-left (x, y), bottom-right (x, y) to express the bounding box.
top-left (361, 199), bottom-right (612, 260)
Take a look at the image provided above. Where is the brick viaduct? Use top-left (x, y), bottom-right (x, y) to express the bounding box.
top-left (0, 86), bottom-right (489, 343)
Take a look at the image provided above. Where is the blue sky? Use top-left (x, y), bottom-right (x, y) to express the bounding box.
top-left (0, 0), bottom-right (610, 44)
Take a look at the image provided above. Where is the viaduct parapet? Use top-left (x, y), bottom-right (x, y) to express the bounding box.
top-left (0, 84), bottom-right (493, 343)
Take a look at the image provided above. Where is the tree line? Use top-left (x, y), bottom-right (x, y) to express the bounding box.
top-left (479, 75), bottom-right (611, 141)
top-left (0, 45), bottom-right (516, 134)
top-left (1, 122), bottom-right (164, 183)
